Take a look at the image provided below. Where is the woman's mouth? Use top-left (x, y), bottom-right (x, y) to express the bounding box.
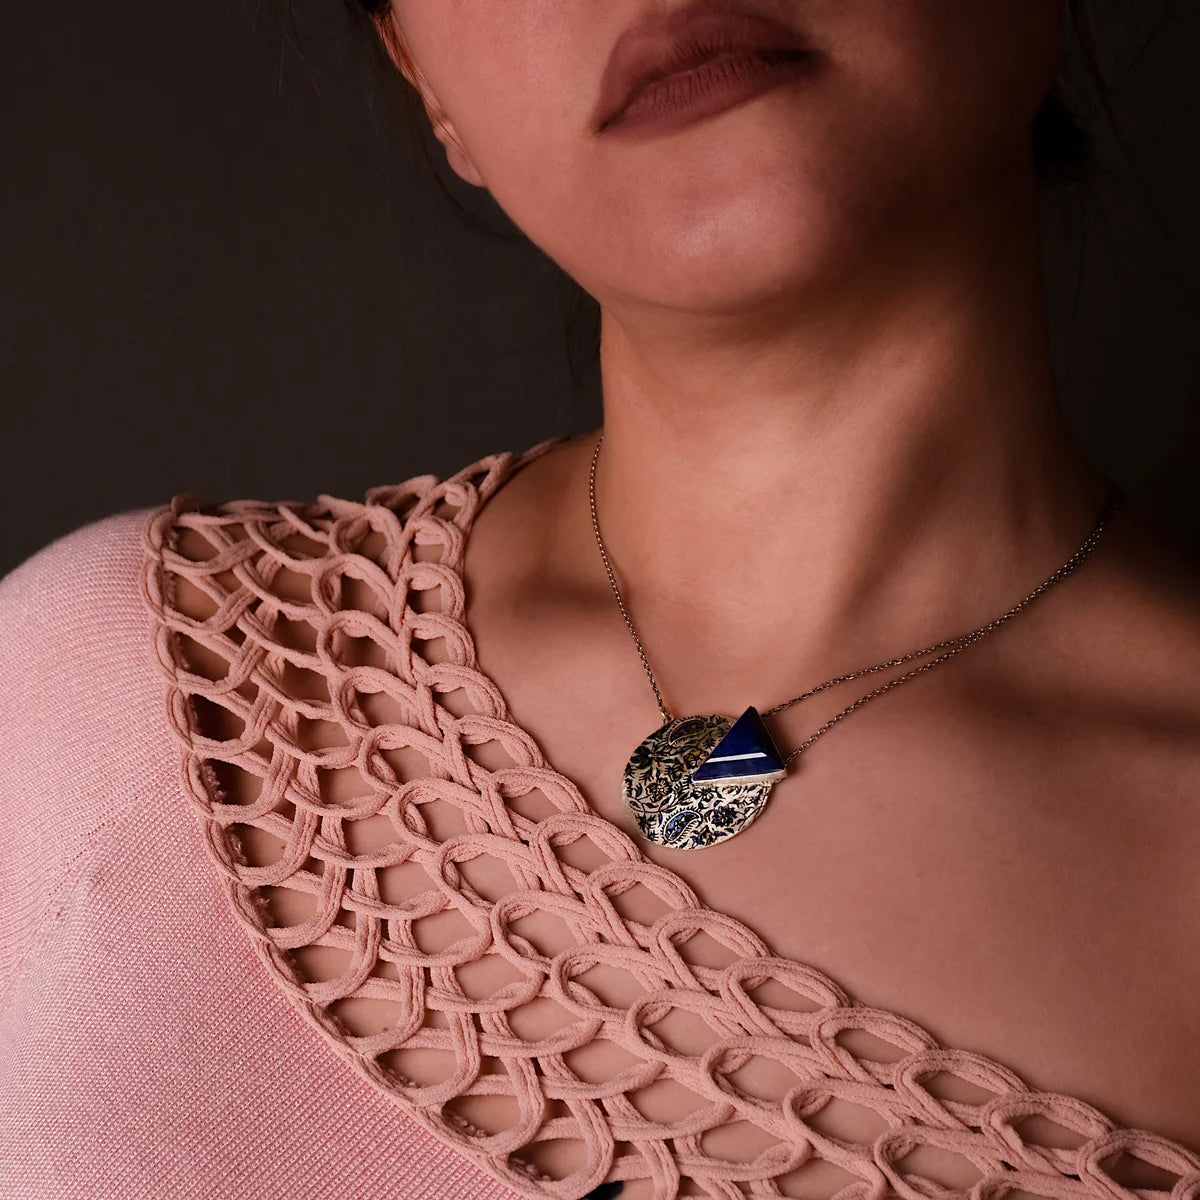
top-left (600, 47), bottom-right (818, 138)
top-left (592, 0), bottom-right (817, 138)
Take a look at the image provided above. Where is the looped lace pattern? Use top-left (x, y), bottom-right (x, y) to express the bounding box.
top-left (139, 437), bottom-right (1200, 1200)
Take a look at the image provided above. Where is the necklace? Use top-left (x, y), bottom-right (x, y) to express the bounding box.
top-left (588, 431), bottom-right (1123, 851)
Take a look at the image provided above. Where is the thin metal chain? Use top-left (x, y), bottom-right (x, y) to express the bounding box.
top-left (588, 430), bottom-right (1122, 765)
top-left (589, 435), bottom-right (674, 722)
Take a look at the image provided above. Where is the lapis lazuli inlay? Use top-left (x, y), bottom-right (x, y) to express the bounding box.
top-left (662, 810), bottom-right (701, 843)
top-left (690, 705), bottom-right (786, 785)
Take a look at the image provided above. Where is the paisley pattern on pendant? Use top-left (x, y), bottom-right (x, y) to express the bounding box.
top-left (622, 714), bottom-right (777, 850)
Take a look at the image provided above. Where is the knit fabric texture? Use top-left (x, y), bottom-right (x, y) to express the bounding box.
top-left (3, 434), bottom-right (1199, 1199)
top-left (0, 499), bottom-right (518, 1200)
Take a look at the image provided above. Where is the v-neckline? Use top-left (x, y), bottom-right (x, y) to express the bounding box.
top-left (147, 437), bottom-right (1200, 1198)
top-left (433, 435), bottom-right (1200, 1173)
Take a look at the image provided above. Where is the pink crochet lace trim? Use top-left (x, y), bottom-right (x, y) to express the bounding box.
top-left (139, 436), bottom-right (1200, 1200)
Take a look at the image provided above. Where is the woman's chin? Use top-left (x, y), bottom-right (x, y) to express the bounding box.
top-left (602, 243), bottom-right (850, 320)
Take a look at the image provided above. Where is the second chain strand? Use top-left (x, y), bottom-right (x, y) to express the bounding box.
top-left (588, 432), bottom-right (1120, 767)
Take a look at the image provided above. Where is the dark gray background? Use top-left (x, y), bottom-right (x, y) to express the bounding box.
top-left (3, 0), bottom-right (1198, 576)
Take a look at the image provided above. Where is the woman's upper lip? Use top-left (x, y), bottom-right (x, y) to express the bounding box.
top-left (593, 0), bottom-right (812, 134)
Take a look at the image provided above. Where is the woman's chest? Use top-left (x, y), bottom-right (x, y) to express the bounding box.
top-left (481, 644), bottom-right (1200, 1169)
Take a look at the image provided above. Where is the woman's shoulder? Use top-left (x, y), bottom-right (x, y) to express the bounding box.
top-left (0, 482), bottom-right (383, 882)
top-left (0, 434), bottom-right (565, 984)
top-left (0, 479), bottom-right (406, 978)
top-left (0, 504), bottom-right (167, 721)
top-left (0, 464), bottom-right (451, 716)
top-left (0, 433), bottom-right (526, 682)
top-left (0, 504), bottom-right (181, 1001)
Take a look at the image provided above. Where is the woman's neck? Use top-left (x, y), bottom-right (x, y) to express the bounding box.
top-left (570, 170), bottom-right (1108, 694)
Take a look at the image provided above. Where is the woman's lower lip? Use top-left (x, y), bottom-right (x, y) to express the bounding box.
top-left (601, 50), bottom-right (818, 139)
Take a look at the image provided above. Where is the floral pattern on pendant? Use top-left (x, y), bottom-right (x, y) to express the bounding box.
top-left (622, 714), bottom-right (776, 849)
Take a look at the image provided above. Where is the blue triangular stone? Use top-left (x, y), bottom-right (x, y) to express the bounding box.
top-left (690, 705), bottom-right (786, 784)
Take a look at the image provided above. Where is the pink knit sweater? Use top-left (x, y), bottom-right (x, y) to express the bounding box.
top-left (2, 435), bottom-right (1198, 1200)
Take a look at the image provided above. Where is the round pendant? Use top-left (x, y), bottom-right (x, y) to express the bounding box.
top-left (622, 714), bottom-right (778, 850)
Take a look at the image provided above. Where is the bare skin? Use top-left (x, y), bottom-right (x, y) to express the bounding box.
top-left (178, 440), bottom-right (1200, 1191)
top-left (460, 431), bottom-right (1200, 1168)
top-left (335, 0), bottom-right (1200, 1181)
